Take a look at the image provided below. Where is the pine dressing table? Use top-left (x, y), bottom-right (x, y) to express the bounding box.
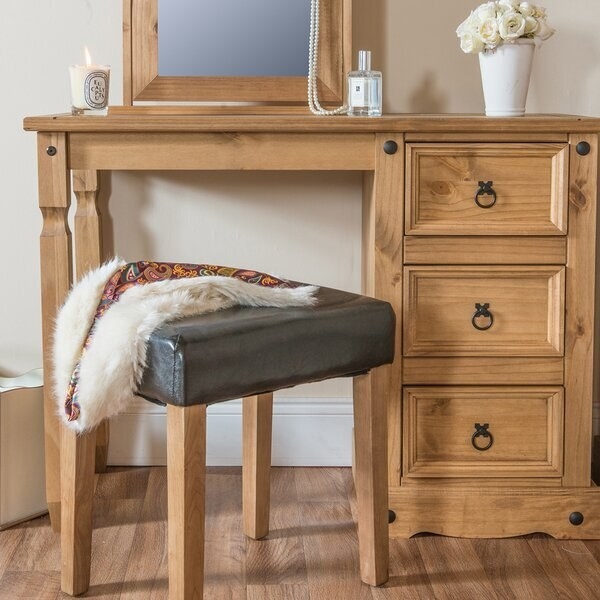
top-left (23, 112), bottom-right (600, 538)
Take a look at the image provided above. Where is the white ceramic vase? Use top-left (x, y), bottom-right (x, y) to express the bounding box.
top-left (478, 38), bottom-right (535, 117)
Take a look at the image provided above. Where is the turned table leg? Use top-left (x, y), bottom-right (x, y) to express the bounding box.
top-left (73, 169), bottom-right (109, 473)
top-left (37, 132), bottom-right (72, 531)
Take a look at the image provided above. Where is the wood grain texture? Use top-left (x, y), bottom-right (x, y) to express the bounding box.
top-left (3, 468), bottom-right (600, 598)
top-left (414, 535), bottom-right (497, 599)
top-left (527, 534), bottom-right (600, 598)
top-left (362, 133), bottom-right (404, 488)
top-left (405, 143), bottom-right (568, 235)
top-left (353, 373), bottom-right (389, 586)
top-left (37, 132), bottom-right (73, 533)
top-left (403, 265), bottom-right (565, 357)
top-left (299, 468), bottom-right (372, 600)
top-left (243, 394), bottom-right (273, 541)
top-left (131, 0), bottom-right (157, 99)
top-left (68, 132), bottom-right (375, 171)
top-left (244, 468), bottom-right (307, 589)
top-left (166, 404), bottom-right (206, 600)
top-left (23, 114), bottom-right (600, 134)
top-left (23, 115), bottom-right (600, 547)
top-left (402, 356), bottom-right (564, 386)
top-left (563, 133), bottom-right (599, 487)
top-left (72, 169), bottom-right (110, 476)
top-left (122, 0), bottom-right (133, 105)
top-left (120, 468), bottom-right (168, 599)
top-left (403, 387), bottom-right (564, 478)
top-left (129, 0), bottom-right (349, 104)
top-left (390, 486), bottom-right (600, 539)
top-left (404, 236), bottom-right (567, 265)
top-left (471, 538), bottom-right (559, 599)
top-left (60, 427), bottom-right (95, 596)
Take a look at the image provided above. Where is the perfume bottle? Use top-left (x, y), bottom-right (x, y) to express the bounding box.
top-left (347, 50), bottom-right (382, 117)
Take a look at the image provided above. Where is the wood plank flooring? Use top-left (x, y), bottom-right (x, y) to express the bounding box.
top-left (1, 467), bottom-right (600, 599)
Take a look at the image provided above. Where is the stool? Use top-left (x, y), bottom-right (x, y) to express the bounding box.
top-left (60, 285), bottom-right (395, 598)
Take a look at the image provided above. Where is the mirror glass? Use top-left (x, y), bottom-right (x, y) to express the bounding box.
top-left (158, 0), bottom-right (311, 77)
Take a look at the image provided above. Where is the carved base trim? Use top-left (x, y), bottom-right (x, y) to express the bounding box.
top-left (389, 485), bottom-right (600, 539)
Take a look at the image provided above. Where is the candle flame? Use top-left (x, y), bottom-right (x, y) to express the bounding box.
top-left (84, 46), bottom-right (92, 67)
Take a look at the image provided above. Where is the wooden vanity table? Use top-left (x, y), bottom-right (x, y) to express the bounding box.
top-left (23, 112), bottom-right (600, 538)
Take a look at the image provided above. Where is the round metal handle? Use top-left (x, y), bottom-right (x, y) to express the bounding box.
top-left (46, 146), bottom-right (57, 156)
top-left (474, 180), bottom-right (497, 209)
top-left (472, 303), bottom-right (494, 331)
top-left (472, 423), bottom-right (494, 451)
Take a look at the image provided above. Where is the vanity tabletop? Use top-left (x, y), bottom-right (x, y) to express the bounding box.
top-left (23, 110), bottom-right (600, 134)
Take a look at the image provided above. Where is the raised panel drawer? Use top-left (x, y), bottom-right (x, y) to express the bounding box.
top-left (403, 266), bottom-right (564, 357)
top-left (403, 387), bottom-right (564, 478)
top-left (405, 143), bottom-right (568, 235)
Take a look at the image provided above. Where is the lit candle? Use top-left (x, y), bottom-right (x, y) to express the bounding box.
top-left (69, 47), bottom-right (110, 115)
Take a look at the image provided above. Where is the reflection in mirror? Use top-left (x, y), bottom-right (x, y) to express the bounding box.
top-left (158, 0), bottom-right (310, 77)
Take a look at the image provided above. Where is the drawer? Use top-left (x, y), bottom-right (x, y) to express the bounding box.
top-left (403, 387), bottom-right (564, 478)
top-left (405, 143), bottom-right (568, 235)
top-left (403, 266), bottom-right (564, 357)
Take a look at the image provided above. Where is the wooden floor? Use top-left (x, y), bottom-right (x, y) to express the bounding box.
top-left (1, 467), bottom-right (600, 599)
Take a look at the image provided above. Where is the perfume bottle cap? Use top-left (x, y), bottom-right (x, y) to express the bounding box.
top-left (358, 50), bottom-right (371, 71)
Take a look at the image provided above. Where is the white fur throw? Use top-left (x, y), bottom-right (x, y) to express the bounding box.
top-left (54, 258), bottom-right (317, 433)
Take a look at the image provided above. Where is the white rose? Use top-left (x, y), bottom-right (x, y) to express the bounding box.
top-left (533, 5), bottom-right (547, 19)
top-left (523, 16), bottom-right (538, 34)
top-left (498, 0), bottom-right (520, 11)
top-left (459, 32), bottom-right (485, 54)
top-left (478, 17), bottom-right (501, 48)
top-left (499, 11), bottom-right (526, 39)
top-left (518, 2), bottom-right (535, 17)
top-left (474, 2), bottom-right (498, 22)
top-left (536, 19), bottom-right (554, 41)
top-left (456, 13), bottom-right (476, 36)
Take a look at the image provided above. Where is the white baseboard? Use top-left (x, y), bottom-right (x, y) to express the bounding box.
top-left (107, 397), bottom-right (353, 467)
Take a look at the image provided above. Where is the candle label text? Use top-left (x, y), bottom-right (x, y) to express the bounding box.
top-left (84, 71), bottom-right (109, 109)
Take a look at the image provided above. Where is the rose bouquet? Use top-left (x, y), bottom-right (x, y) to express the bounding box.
top-left (457, 1), bottom-right (554, 54)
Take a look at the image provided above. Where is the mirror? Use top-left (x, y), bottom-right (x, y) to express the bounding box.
top-left (158, 0), bottom-right (310, 77)
top-left (124, 0), bottom-right (351, 108)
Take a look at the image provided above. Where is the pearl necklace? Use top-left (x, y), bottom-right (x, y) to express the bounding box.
top-left (308, 0), bottom-right (347, 115)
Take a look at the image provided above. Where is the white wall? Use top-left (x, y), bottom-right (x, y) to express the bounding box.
top-left (2, 1), bottom-right (600, 463)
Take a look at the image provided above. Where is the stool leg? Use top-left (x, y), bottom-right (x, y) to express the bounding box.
top-left (60, 426), bottom-right (96, 596)
top-left (353, 372), bottom-right (389, 586)
top-left (167, 404), bottom-right (206, 600)
top-left (242, 393), bottom-right (273, 540)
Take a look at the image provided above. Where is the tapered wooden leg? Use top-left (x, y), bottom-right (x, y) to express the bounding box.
top-left (167, 404), bottom-right (206, 600)
top-left (242, 393), bottom-right (273, 540)
top-left (353, 372), bottom-right (389, 586)
top-left (73, 169), bottom-right (110, 475)
top-left (38, 132), bottom-right (73, 532)
top-left (60, 426), bottom-right (95, 596)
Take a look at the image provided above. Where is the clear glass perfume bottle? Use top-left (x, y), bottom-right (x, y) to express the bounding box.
top-left (347, 50), bottom-right (382, 117)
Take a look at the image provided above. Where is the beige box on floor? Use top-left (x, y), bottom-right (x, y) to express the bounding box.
top-left (0, 368), bottom-right (47, 529)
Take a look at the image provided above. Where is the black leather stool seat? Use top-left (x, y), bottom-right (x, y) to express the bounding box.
top-left (138, 286), bottom-right (395, 407)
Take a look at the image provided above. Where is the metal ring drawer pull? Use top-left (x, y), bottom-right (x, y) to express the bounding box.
top-left (472, 303), bottom-right (494, 330)
top-left (474, 180), bottom-right (497, 208)
top-left (472, 423), bottom-right (494, 451)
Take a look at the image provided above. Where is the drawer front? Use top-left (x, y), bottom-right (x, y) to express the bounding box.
top-left (405, 143), bottom-right (568, 235)
top-left (403, 387), bottom-right (564, 478)
top-left (403, 266), bottom-right (564, 357)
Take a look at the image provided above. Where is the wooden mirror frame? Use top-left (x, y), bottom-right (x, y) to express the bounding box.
top-left (123, 0), bottom-right (352, 107)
